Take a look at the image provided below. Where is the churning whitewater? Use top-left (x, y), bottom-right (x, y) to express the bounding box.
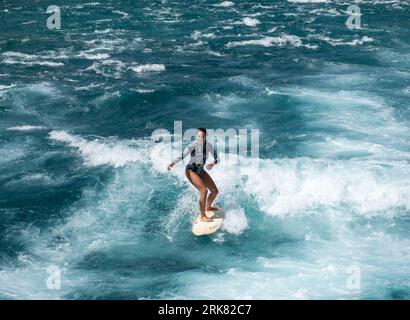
top-left (0, 0), bottom-right (409, 299)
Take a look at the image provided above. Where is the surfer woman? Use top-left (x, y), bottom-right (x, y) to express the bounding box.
top-left (167, 128), bottom-right (220, 222)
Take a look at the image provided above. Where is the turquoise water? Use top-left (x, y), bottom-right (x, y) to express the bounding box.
top-left (0, 0), bottom-right (409, 299)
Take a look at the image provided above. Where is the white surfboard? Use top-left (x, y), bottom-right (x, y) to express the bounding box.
top-left (192, 204), bottom-right (224, 236)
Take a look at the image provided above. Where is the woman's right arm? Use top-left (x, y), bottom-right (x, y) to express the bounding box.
top-left (168, 143), bottom-right (194, 170)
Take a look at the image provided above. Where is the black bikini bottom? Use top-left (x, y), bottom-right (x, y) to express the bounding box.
top-left (186, 163), bottom-right (205, 175)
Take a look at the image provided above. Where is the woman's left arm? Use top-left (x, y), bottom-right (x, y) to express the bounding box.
top-left (207, 143), bottom-right (220, 169)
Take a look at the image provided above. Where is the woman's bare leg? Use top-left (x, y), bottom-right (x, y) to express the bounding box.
top-left (201, 170), bottom-right (219, 211)
top-left (185, 169), bottom-right (213, 222)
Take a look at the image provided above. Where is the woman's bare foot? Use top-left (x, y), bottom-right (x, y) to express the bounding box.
top-left (205, 206), bottom-right (219, 211)
top-left (200, 215), bottom-right (213, 222)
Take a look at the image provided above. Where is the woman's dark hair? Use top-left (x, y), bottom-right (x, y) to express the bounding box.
top-left (197, 127), bottom-right (207, 142)
top-left (197, 127), bottom-right (207, 135)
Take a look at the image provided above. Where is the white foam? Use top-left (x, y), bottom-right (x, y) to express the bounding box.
top-left (22, 82), bottom-right (60, 98)
top-left (241, 157), bottom-right (410, 217)
top-left (112, 10), bottom-right (129, 19)
top-left (206, 50), bottom-right (225, 57)
top-left (2, 51), bottom-right (64, 66)
top-left (310, 8), bottom-right (341, 16)
top-left (318, 36), bottom-right (374, 46)
top-left (78, 52), bottom-right (110, 60)
top-left (132, 88), bottom-right (155, 93)
top-left (49, 130), bottom-right (149, 168)
top-left (2, 51), bottom-right (36, 59)
top-left (72, 2), bottom-right (99, 8)
top-left (242, 17), bottom-right (260, 27)
top-left (6, 125), bottom-right (46, 131)
top-left (83, 60), bottom-right (126, 78)
top-left (191, 31), bottom-right (216, 40)
top-left (214, 1), bottom-right (234, 7)
top-left (94, 28), bottom-right (113, 34)
top-left (130, 64), bottom-right (165, 73)
top-left (0, 84), bottom-right (16, 90)
top-left (3, 59), bottom-right (64, 67)
top-left (222, 208), bottom-right (248, 235)
top-left (172, 266), bottom-right (317, 299)
top-left (226, 35), bottom-right (303, 48)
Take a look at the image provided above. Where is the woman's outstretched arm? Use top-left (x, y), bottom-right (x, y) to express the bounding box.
top-left (167, 143), bottom-right (194, 170)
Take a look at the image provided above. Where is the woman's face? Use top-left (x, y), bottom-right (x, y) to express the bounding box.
top-left (197, 130), bottom-right (206, 144)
